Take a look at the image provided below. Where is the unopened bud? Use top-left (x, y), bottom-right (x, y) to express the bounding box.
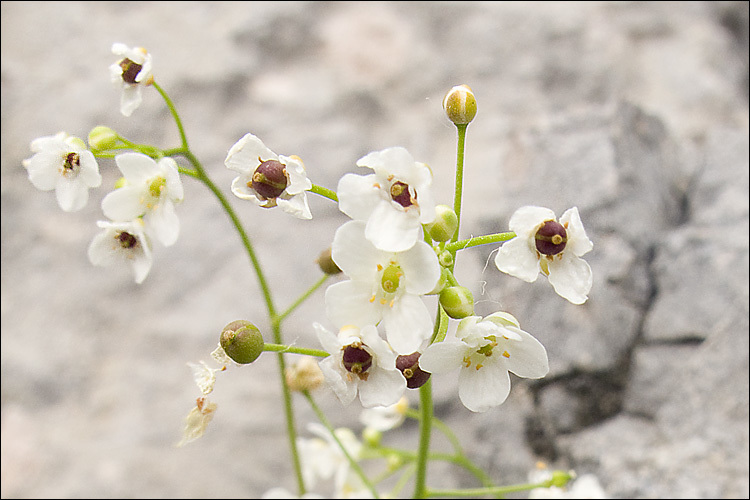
top-left (439, 286), bottom-right (474, 319)
top-left (425, 205), bottom-right (458, 242)
top-left (220, 320), bottom-right (264, 364)
top-left (442, 84), bottom-right (477, 125)
top-left (362, 427), bottom-right (382, 447)
top-left (316, 247), bottom-right (341, 275)
top-left (438, 250), bottom-right (454, 268)
top-left (88, 126), bottom-right (119, 152)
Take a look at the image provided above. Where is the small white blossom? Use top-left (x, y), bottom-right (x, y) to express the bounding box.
top-left (297, 423), bottom-right (363, 491)
top-left (314, 323), bottom-right (406, 408)
top-left (225, 133), bottom-right (312, 219)
top-left (337, 146), bottom-right (435, 252)
top-left (87, 218), bottom-right (153, 284)
top-left (528, 466), bottom-right (608, 499)
top-left (359, 396), bottom-right (409, 432)
top-left (101, 153), bottom-right (184, 247)
top-left (110, 43), bottom-right (153, 117)
top-left (325, 220), bottom-right (440, 355)
top-left (419, 312), bottom-right (549, 413)
top-left (22, 132), bottom-right (102, 212)
top-left (494, 206), bottom-right (593, 304)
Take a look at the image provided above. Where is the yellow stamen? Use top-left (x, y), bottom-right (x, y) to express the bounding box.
top-left (502, 351), bottom-right (510, 358)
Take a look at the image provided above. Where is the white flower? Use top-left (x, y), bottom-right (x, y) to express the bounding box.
top-left (419, 312), bottom-right (549, 413)
top-left (325, 220), bottom-right (440, 355)
top-left (528, 466), bottom-right (608, 499)
top-left (314, 323), bottom-right (406, 408)
top-left (87, 218), bottom-right (153, 284)
top-left (494, 206), bottom-right (593, 305)
top-left (22, 132), bottom-right (102, 212)
top-left (297, 423), bottom-right (363, 491)
top-left (110, 43), bottom-right (153, 117)
top-left (337, 146), bottom-right (436, 252)
top-left (225, 133), bottom-right (312, 219)
top-left (101, 153), bottom-right (184, 247)
top-left (359, 396), bottom-right (409, 432)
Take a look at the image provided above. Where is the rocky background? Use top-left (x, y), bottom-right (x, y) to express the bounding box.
top-left (1, 1), bottom-right (748, 498)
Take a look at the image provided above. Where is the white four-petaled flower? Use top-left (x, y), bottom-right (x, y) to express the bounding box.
top-left (494, 206), bottom-right (593, 304)
top-left (225, 133), bottom-right (312, 219)
top-left (314, 323), bottom-right (406, 408)
top-left (325, 220), bottom-right (440, 355)
top-left (419, 312), bottom-right (549, 413)
top-left (110, 43), bottom-right (153, 117)
top-left (101, 153), bottom-right (184, 247)
top-left (22, 132), bottom-right (102, 212)
top-left (87, 218), bottom-right (153, 284)
top-left (337, 146), bottom-right (435, 252)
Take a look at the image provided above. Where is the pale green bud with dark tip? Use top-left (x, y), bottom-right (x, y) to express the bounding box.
top-left (442, 84), bottom-right (477, 125)
top-left (220, 320), bottom-right (264, 364)
top-left (425, 205), bottom-right (458, 242)
top-left (88, 126), bottom-right (119, 152)
top-left (439, 285), bottom-right (475, 319)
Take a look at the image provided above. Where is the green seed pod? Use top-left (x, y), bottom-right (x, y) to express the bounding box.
top-left (442, 84), bottom-right (477, 125)
top-left (425, 205), bottom-right (458, 242)
top-left (220, 320), bottom-right (264, 364)
top-left (439, 286), bottom-right (475, 319)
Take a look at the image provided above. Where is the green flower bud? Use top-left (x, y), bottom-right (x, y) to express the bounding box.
top-left (425, 205), bottom-right (458, 242)
top-left (88, 126), bottom-right (119, 152)
top-left (439, 286), bottom-right (475, 319)
top-left (220, 320), bottom-right (264, 364)
top-left (547, 470), bottom-right (575, 488)
top-left (316, 247), bottom-right (341, 275)
top-left (442, 84), bottom-right (477, 125)
top-left (438, 250), bottom-right (454, 268)
top-left (362, 427), bottom-right (382, 447)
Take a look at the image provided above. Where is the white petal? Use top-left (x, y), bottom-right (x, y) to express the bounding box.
top-left (331, 221), bottom-right (387, 281)
top-left (382, 293), bottom-right (433, 354)
top-left (160, 157), bottom-right (183, 202)
top-left (398, 240), bottom-right (441, 294)
top-left (508, 206), bottom-right (555, 237)
top-left (358, 367), bottom-right (406, 408)
top-left (494, 236), bottom-right (541, 282)
top-left (145, 201), bottom-right (180, 246)
top-left (279, 155), bottom-right (312, 195)
top-left (418, 341), bottom-right (467, 374)
top-left (88, 228), bottom-right (120, 267)
top-left (115, 152), bottom-right (158, 183)
top-left (319, 356), bottom-right (357, 406)
top-left (501, 327), bottom-right (549, 379)
top-left (120, 85), bottom-right (142, 117)
top-left (101, 186), bottom-right (144, 221)
top-left (357, 147), bottom-right (414, 180)
top-left (224, 133), bottom-right (277, 174)
top-left (560, 206), bottom-right (593, 257)
top-left (365, 201), bottom-right (420, 253)
top-left (276, 193), bottom-right (312, 220)
top-left (78, 151), bottom-right (102, 188)
top-left (25, 151), bottom-right (62, 191)
top-left (325, 281), bottom-right (382, 328)
top-left (313, 323), bottom-right (342, 354)
top-left (230, 175), bottom-right (261, 201)
top-left (337, 173), bottom-right (381, 221)
top-left (359, 325), bottom-right (396, 367)
top-left (458, 362), bottom-right (511, 412)
top-left (547, 254), bottom-right (593, 304)
top-left (55, 177), bottom-right (88, 212)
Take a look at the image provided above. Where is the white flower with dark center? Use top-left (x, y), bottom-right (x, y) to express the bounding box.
top-left (314, 323), bottom-right (406, 408)
top-left (419, 312), bottom-right (549, 413)
top-left (101, 153), bottom-right (183, 247)
top-left (87, 218), bottom-right (153, 284)
top-left (110, 43), bottom-right (153, 117)
top-left (337, 147), bottom-right (435, 252)
top-left (325, 220), bottom-right (440, 355)
top-left (225, 133), bottom-right (312, 219)
top-left (22, 132), bottom-right (101, 212)
top-left (494, 206), bottom-right (593, 304)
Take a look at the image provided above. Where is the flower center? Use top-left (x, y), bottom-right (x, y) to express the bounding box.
top-left (535, 220), bottom-right (567, 255)
top-left (342, 343), bottom-right (373, 381)
top-left (62, 152), bottom-right (80, 177)
top-left (148, 176), bottom-right (167, 199)
top-left (119, 58), bottom-right (143, 84)
top-left (390, 181), bottom-right (414, 208)
top-left (381, 264), bottom-right (403, 294)
top-left (250, 159), bottom-right (288, 200)
top-left (117, 231), bottom-right (138, 249)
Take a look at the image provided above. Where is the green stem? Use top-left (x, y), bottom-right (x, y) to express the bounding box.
top-left (450, 124), bottom-right (468, 248)
top-left (310, 183), bottom-right (338, 202)
top-left (274, 274), bottom-right (329, 327)
top-left (445, 232), bottom-right (516, 253)
top-left (263, 343), bottom-right (329, 358)
top-left (303, 391), bottom-right (380, 499)
top-left (152, 81), bottom-right (188, 148)
top-left (426, 479), bottom-right (551, 498)
top-left (413, 378), bottom-right (433, 498)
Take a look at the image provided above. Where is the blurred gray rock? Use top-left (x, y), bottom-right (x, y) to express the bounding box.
top-left (2, 2), bottom-right (748, 499)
